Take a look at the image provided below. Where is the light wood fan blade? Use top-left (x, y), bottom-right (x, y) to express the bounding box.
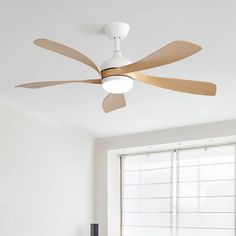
top-left (102, 41), bottom-right (202, 77)
top-left (15, 79), bottom-right (102, 89)
top-left (34, 39), bottom-right (101, 75)
top-left (133, 73), bottom-right (217, 96)
top-left (102, 94), bottom-right (126, 113)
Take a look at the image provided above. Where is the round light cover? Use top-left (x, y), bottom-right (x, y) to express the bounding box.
top-left (102, 76), bottom-right (133, 94)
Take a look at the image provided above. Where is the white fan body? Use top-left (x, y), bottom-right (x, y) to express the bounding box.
top-left (101, 52), bottom-right (133, 94)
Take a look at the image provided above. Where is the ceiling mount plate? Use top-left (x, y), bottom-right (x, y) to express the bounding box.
top-left (104, 21), bottom-right (130, 40)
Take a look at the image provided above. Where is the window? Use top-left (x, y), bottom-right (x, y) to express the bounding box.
top-left (121, 144), bottom-right (235, 236)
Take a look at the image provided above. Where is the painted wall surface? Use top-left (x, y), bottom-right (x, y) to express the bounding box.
top-left (0, 102), bottom-right (94, 236)
top-left (94, 120), bottom-right (236, 236)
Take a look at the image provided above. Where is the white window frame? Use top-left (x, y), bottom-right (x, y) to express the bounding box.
top-left (106, 137), bottom-right (236, 236)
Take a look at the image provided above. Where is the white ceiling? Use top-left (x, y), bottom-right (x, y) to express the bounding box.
top-left (1, 0), bottom-right (236, 137)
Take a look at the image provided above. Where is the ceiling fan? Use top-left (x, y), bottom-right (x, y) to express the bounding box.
top-left (16, 21), bottom-right (217, 113)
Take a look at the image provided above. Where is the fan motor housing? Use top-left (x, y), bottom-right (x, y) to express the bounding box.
top-left (101, 51), bottom-right (134, 94)
top-left (100, 51), bottom-right (131, 71)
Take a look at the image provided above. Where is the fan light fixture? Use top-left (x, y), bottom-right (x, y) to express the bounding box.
top-left (102, 76), bottom-right (133, 94)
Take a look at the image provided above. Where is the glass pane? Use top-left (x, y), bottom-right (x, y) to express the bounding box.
top-left (177, 228), bottom-right (234, 236)
top-left (123, 198), bottom-right (171, 212)
top-left (177, 145), bottom-right (235, 236)
top-left (178, 196), bottom-right (234, 212)
top-left (123, 212), bottom-right (171, 227)
top-left (178, 212), bottom-right (234, 228)
top-left (123, 152), bottom-right (171, 171)
top-left (123, 226), bottom-right (171, 236)
top-left (123, 183), bottom-right (171, 198)
top-left (123, 168), bottom-right (171, 185)
top-left (122, 151), bottom-right (172, 231)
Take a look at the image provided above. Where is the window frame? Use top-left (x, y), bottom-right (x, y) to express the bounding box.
top-left (120, 143), bottom-right (236, 236)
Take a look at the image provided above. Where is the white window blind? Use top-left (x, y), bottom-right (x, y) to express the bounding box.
top-left (121, 144), bottom-right (235, 236)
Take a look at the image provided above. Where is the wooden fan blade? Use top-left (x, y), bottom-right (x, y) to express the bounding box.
top-left (34, 39), bottom-right (101, 75)
top-left (102, 94), bottom-right (126, 113)
top-left (102, 41), bottom-right (202, 77)
top-left (15, 79), bottom-right (102, 89)
top-left (133, 73), bottom-right (217, 96)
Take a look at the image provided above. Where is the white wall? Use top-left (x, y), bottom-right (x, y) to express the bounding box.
top-left (0, 102), bottom-right (95, 236)
top-left (94, 120), bottom-right (236, 236)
